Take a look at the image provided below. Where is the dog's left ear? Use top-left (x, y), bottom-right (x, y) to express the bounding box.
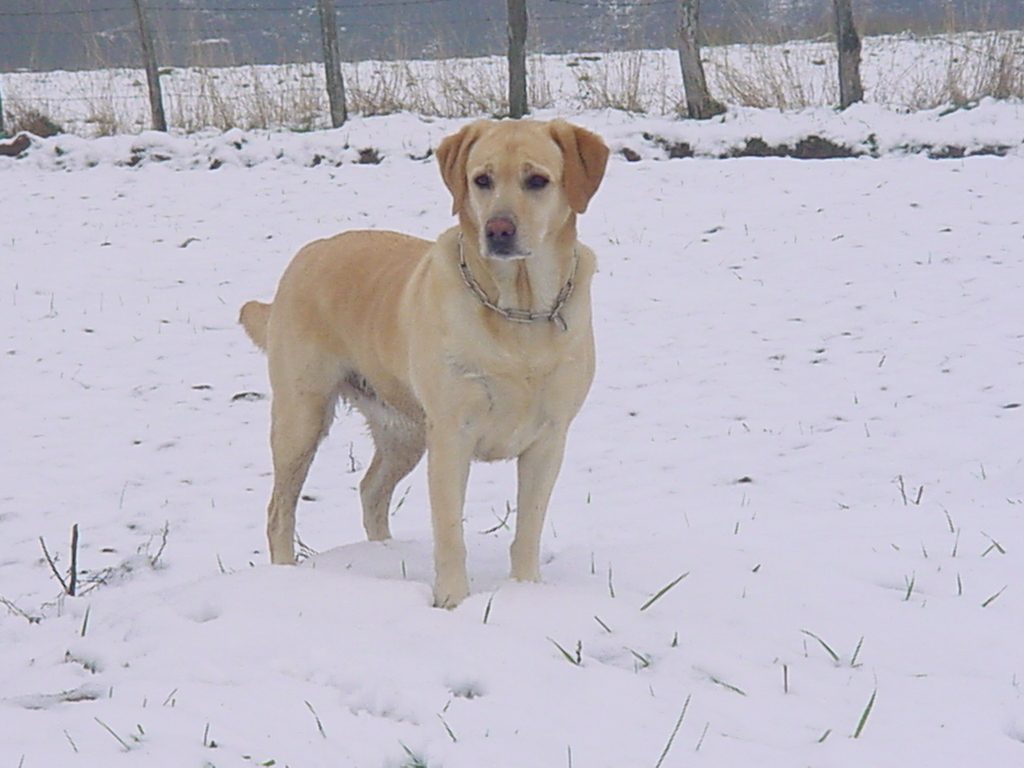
top-left (548, 119), bottom-right (610, 215)
top-left (436, 121), bottom-right (486, 216)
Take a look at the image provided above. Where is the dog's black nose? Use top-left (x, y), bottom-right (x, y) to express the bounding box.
top-left (485, 217), bottom-right (517, 253)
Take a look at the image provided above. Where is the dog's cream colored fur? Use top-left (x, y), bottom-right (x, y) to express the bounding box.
top-left (240, 119), bottom-right (608, 607)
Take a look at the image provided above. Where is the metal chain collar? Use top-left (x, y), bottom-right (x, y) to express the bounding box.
top-left (457, 235), bottom-right (578, 332)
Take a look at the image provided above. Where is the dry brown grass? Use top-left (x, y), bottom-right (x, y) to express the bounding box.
top-left (170, 66), bottom-right (324, 133)
top-left (568, 49), bottom-right (678, 113)
top-left (346, 60), bottom-right (415, 117)
top-left (345, 54), bottom-right (551, 118)
top-left (929, 32), bottom-right (1022, 107)
top-left (869, 31), bottom-right (1024, 109)
top-left (427, 57), bottom-right (506, 116)
top-left (707, 43), bottom-right (838, 110)
top-left (5, 105), bottom-right (64, 137)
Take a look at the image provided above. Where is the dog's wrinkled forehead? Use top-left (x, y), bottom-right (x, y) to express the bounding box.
top-left (466, 123), bottom-right (562, 179)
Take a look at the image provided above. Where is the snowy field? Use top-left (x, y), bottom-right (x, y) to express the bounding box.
top-left (2, 108), bottom-right (1024, 767)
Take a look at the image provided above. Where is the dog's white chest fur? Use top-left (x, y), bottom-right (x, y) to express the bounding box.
top-left (449, 356), bottom-right (568, 461)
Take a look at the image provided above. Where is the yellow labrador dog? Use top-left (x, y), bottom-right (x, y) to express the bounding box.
top-left (240, 119), bottom-right (608, 607)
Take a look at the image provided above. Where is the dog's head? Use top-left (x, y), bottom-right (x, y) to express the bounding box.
top-left (436, 119), bottom-right (609, 259)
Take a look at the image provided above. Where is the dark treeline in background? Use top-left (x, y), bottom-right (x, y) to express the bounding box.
top-left (1, 0), bottom-right (1022, 72)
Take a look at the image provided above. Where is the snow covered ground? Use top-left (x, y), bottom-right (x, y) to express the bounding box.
top-left (6, 97), bottom-right (1024, 174)
top-left (2, 108), bottom-right (1024, 768)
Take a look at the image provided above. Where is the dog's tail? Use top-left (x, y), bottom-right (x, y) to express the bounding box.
top-left (239, 300), bottom-right (271, 351)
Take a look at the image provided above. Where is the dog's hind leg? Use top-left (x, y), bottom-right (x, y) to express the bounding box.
top-left (265, 362), bottom-right (340, 565)
top-left (359, 408), bottom-right (425, 541)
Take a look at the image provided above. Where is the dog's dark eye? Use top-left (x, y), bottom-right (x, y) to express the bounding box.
top-left (473, 174), bottom-right (493, 190)
top-left (525, 174), bottom-right (549, 190)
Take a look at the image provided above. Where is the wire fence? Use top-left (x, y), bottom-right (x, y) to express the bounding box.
top-left (0, 0), bottom-right (685, 72)
top-left (1, 1), bottom-right (1021, 138)
top-left (3, 0), bottom-right (1015, 72)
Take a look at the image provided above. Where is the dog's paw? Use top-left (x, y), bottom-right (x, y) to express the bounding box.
top-left (510, 567), bottom-right (542, 583)
top-left (510, 554), bottom-right (542, 583)
top-left (433, 579), bottom-right (469, 610)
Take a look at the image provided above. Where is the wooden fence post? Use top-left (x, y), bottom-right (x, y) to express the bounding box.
top-left (507, 0), bottom-right (528, 118)
top-left (317, 0), bottom-right (348, 128)
top-left (833, 0), bottom-right (864, 109)
top-left (132, 0), bottom-right (167, 131)
top-left (0, 77), bottom-right (6, 137)
top-left (677, 0), bottom-right (725, 119)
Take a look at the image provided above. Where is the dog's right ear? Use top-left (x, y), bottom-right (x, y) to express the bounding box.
top-left (436, 121), bottom-right (486, 216)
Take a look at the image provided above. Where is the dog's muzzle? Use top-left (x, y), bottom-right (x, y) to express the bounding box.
top-left (485, 216), bottom-right (520, 257)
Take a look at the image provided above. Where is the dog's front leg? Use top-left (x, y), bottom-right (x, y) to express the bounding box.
top-left (511, 429), bottom-right (569, 583)
top-left (426, 426), bottom-right (473, 608)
